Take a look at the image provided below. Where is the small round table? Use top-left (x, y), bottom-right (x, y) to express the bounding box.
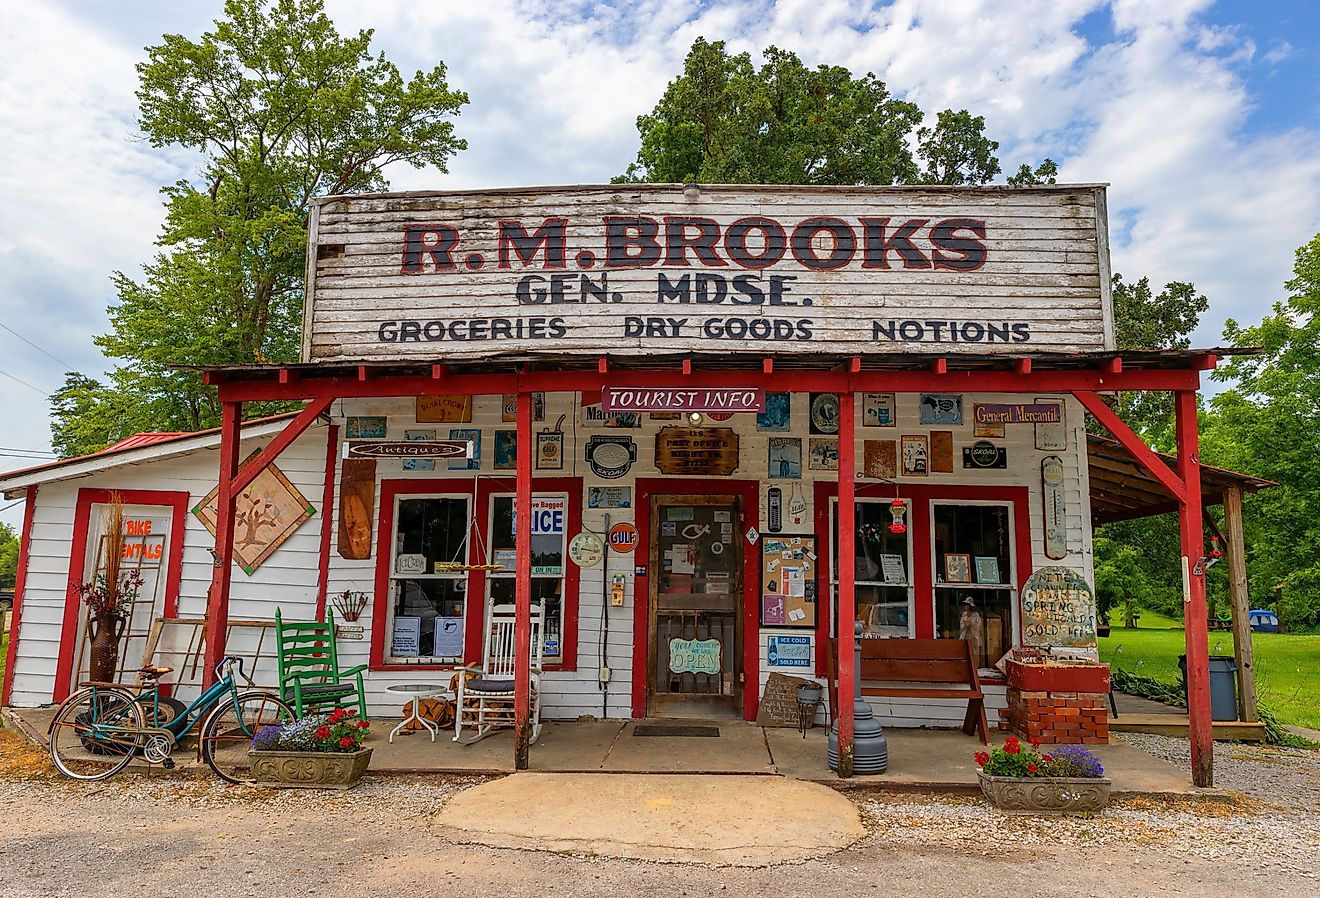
top-left (385, 684), bottom-right (451, 743)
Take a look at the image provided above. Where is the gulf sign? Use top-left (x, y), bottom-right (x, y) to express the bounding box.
top-left (608, 521), bottom-right (639, 553)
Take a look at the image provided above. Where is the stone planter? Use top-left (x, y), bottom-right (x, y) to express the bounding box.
top-left (249, 747), bottom-right (373, 789)
top-left (977, 770), bottom-right (1112, 814)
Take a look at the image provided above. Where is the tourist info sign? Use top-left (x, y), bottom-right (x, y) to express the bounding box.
top-left (303, 184), bottom-right (1114, 362)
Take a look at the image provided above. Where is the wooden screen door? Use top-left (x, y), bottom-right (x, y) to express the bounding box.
top-left (648, 494), bottom-right (743, 718)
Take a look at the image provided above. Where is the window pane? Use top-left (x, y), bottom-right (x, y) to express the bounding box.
top-left (833, 583), bottom-right (911, 637)
top-left (832, 501), bottom-right (910, 583)
top-left (488, 579), bottom-right (564, 660)
top-left (935, 587), bottom-right (1011, 669)
top-left (933, 505), bottom-right (1010, 587)
top-left (397, 497), bottom-right (469, 567)
top-left (491, 495), bottom-right (566, 574)
top-left (391, 578), bottom-right (466, 658)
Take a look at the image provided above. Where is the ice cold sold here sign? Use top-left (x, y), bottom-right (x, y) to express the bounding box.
top-left (304, 185), bottom-right (1113, 362)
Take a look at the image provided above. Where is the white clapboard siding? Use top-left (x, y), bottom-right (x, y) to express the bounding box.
top-left (304, 184), bottom-right (1113, 361)
top-left (8, 425), bottom-right (331, 707)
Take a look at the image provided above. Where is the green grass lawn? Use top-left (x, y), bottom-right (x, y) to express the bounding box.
top-left (1099, 626), bottom-right (1320, 731)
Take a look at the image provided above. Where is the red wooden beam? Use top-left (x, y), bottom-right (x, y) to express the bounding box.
top-left (1177, 389), bottom-right (1214, 787)
top-left (682, 358), bottom-right (692, 376)
top-left (598, 356), bottom-right (609, 374)
top-left (1104, 357), bottom-right (1123, 374)
top-left (1195, 353), bottom-right (1219, 370)
top-left (930, 358), bottom-right (947, 374)
top-left (203, 401), bottom-right (243, 685)
top-left (278, 368), bottom-right (297, 385)
top-left (229, 398), bottom-right (334, 497)
top-left (313, 424), bottom-right (340, 621)
top-left (763, 358), bottom-right (774, 375)
top-left (849, 357), bottom-right (862, 374)
top-left (1073, 391), bottom-right (1186, 502)
top-left (357, 366), bottom-right (368, 382)
top-left (214, 366), bottom-right (1204, 403)
top-left (513, 389), bottom-right (534, 770)
top-left (431, 363), bottom-right (446, 380)
top-left (836, 391), bottom-right (857, 777)
top-left (1014, 358), bottom-right (1032, 375)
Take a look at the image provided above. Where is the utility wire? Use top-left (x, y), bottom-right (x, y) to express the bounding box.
top-left (0, 322), bottom-right (78, 371)
top-left (0, 447), bottom-right (54, 456)
top-left (0, 368), bottom-right (50, 395)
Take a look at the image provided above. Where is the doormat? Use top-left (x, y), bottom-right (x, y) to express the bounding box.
top-left (633, 724), bottom-right (720, 737)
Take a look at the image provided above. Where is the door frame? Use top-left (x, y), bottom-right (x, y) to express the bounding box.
top-left (54, 488), bottom-right (189, 703)
top-left (632, 478), bottom-right (761, 721)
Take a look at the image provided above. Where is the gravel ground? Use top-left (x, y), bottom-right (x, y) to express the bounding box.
top-left (1, 729), bottom-right (1317, 897)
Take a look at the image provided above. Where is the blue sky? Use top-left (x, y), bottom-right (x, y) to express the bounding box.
top-left (1, 0), bottom-right (1319, 526)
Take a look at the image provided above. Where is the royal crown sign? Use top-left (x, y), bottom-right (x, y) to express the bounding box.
top-left (304, 184), bottom-right (1113, 362)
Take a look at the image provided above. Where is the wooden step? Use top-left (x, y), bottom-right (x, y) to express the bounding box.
top-left (1110, 713), bottom-right (1266, 742)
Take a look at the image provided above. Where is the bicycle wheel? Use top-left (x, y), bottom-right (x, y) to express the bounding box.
top-left (199, 690), bottom-right (293, 785)
top-left (48, 687), bottom-right (144, 781)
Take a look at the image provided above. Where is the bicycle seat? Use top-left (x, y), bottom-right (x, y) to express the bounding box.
top-left (138, 666), bottom-right (174, 679)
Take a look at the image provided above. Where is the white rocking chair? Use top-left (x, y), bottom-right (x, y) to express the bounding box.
top-left (453, 602), bottom-right (544, 745)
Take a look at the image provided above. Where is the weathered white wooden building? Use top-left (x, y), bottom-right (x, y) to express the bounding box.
top-left (0, 184), bottom-right (1226, 781)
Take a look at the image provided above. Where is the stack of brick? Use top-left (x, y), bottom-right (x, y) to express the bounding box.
top-left (999, 687), bottom-right (1109, 744)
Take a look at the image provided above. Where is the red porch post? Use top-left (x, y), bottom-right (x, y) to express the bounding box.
top-left (203, 400), bottom-right (243, 684)
top-left (513, 389), bottom-right (533, 770)
top-left (1176, 389), bottom-right (1214, 787)
top-left (836, 391), bottom-right (856, 777)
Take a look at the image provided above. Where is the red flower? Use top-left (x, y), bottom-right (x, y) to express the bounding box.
top-left (974, 751), bottom-right (989, 767)
top-left (357, 720), bottom-right (370, 729)
top-left (1027, 763), bottom-right (1039, 775)
top-left (315, 725), bottom-right (331, 740)
top-left (1005, 741), bottom-right (1020, 755)
top-left (329, 708), bottom-right (346, 722)
top-left (1029, 736), bottom-right (1041, 748)
top-left (339, 736), bottom-right (355, 750)
top-left (1042, 754), bottom-right (1053, 763)
top-left (346, 709), bottom-right (358, 717)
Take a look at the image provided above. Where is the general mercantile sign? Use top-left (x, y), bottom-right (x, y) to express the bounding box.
top-left (303, 184), bottom-right (1114, 362)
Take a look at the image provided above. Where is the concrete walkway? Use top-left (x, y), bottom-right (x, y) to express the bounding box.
top-left (435, 772), bottom-right (867, 865)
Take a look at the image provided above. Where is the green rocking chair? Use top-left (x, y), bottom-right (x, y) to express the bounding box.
top-left (275, 607), bottom-right (369, 719)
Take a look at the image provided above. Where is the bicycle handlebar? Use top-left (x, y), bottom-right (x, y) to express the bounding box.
top-left (213, 655), bottom-right (256, 687)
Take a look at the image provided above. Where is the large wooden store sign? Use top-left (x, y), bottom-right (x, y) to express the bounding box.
top-left (303, 184), bottom-right (1113, 362)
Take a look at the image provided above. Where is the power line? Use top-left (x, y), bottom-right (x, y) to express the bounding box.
top-left (0, 447), bottom-right (55, 456)
top-left (0, 322), bottom-right (78, 371)
top-left (0, 369), bottom-right (50, 395)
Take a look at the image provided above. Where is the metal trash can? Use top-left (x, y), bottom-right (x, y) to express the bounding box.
top-left (1179, 654), bottom-right (1239, 721)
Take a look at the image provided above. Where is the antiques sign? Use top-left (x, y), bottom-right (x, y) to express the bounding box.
top-left (345, 440), bottom-right (473, 459)
top-left (1020, 566), bottom-right (1098, 650)
top-left (654, 427), bottom-right (740, 476)
top-left (304, 185), bottom-right (1112, 362)
top-left (602, 387), bottom-right (765, 413)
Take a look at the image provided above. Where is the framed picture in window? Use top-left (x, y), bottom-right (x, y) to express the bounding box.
top-left (974, 556), bottom-right (1001, 584)
top-left (943, 553), bottom-right (972, 583)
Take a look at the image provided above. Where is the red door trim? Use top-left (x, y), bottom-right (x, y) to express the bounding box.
top-left (53, 488), bottom-right (190, 703)
top-left (812, 482), bottom-right (1033, 677)
top-left (2, 484), bottom-right (39, 706)
top-left (368, 477), bottom-right (583, 672)
top-left (313, 424), bottom-right (341, 620)
top-left (632, 478), bottom-right (762, 721)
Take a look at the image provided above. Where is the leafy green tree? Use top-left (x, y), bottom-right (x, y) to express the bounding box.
top-left (0, 522), bottom-right (18, 590)
top-left (1201, 233), bottom-right (1320, 630)
top-left (51, 0), bottom-right (468, 454)
top-left (619, 38), bottom-right (1007, 186)
top-left (1006, 158), bottom-right (1058, 187)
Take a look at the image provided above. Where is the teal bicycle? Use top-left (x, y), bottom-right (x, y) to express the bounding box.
top-left (47, 656), bottom-right (292, 784)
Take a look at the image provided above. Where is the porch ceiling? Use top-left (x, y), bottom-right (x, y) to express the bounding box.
top-left (1087, 433), bottom-right (1275, 524)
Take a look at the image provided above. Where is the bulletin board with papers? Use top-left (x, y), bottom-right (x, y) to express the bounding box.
top-left (759, 535), bottom-right (817, 629)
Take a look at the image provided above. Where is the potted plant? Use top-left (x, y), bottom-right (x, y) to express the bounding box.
top-left (77, 494), bottom-right (143, 684)
top-left (974, 736), bottom-right (1112, 813)
top-left (249, 707), bottom-right (373, 789)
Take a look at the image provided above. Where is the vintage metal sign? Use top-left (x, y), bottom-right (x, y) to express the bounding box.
top-left (345, 440), bottom-right (472, 459)
top-left (1020, 566), bottom-right (1098, 650)
top-left (962, 441), bottom-right (1007, 469)
top-left (973, 403), bottom-right (1065, 425)
top-left (304, 185), bottom-right (1112, 362)
top-left (602, 387), bottom-right (765, 413)
top-left (654, 427), bottom-right (740, 476)
top-left (585, 435), bottom-right (636, 479)
top-left (1042, 455), bottom-right (1067, 559)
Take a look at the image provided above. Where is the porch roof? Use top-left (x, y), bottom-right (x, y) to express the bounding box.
top-left (1087, 433), bottom-right (1275, 524)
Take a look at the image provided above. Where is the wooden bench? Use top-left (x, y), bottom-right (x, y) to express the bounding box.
top-left (828, 637), bottom-right (989, 744)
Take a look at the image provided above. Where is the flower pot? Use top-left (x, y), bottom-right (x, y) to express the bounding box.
top-left (249, 747), bottom-right (373, 789)
top-left (977, 770), bottom-right (1112, 814)
top-left (87, 612), bottom-right (126, 683)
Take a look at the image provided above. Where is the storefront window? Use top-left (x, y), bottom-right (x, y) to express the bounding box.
top-left (388, 496), bottom-right (469, 662)
top-left (487, 494), bottom-right (567, 661)
top-left (932, 503), bottom-right (1014, 670)
top-left (831, 499), bottom-right (913, 637)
